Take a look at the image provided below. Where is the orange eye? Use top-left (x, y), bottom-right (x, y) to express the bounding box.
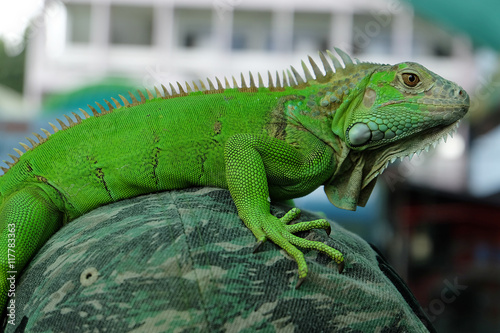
top-left (402, 73), bottom-right (420, 87)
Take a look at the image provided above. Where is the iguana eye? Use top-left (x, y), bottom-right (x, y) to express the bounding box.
top-left (402, 73), bottom-right (420, 87)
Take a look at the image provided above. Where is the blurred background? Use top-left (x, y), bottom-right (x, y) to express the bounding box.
top-left (0, 0), bottom-right (498, 331)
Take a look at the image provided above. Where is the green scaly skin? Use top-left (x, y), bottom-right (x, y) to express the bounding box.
top-left (0, 49), bottom-right (469, 313)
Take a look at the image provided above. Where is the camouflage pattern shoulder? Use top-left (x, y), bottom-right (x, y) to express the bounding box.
top-left (4, 188), bottom-right (434, 332)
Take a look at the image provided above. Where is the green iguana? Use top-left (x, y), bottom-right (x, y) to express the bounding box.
top-left (0, 49), bottom-right (469, 313)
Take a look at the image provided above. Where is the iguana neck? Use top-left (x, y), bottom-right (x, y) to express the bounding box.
top-left (279, 70), bottom-right (380, 211)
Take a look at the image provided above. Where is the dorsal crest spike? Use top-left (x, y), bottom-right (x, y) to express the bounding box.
top-left (40, 129), bottom-right (51, 138)
top-left (110, 98), bottom-right (122, 109)
top-left (290, 66), bottom-right (305, 85)
top-left (72, 112), bottom-right (83, 123)
top-left (79, 108), bottom-right (91, 119)
top-left (26, 137), bottom-right (37, 146)
top-left (248, 72), bottom-right (256, 89)
top-left (258, 73), bottom-right (265, 88)
top-left (267, 71), bottom-right (275, 89)
top-left (4, 160), bottom-right (14, 168)
top-left (48, 123), bottom-right (58, 133)
top-left (154, 86), bottom-right (163, 98)
top-left (319, 51), bottom-right (333, 74)
top-left (103, 99), bottom-right (114, 111)
top-left (19, 142), bottom-right (30, 151)
top-left (8, 154), bottom-right (19, 163)
top-left (301, 60), bottom-right (314, 81)
top-left (64, 114), bottom-right (76, 126)
top-left (282, 70), bottom-right (289, 87)
top-left (162, 84), bottom-right (170, 97)
top-left (56, 118), bottom-right (69, 130)
top-left (13, 148), bottom-right (23, 157)
top-left (145, 88), bottom-right (154, 100)
top-left (308, 55), bottom-right (324, 79)
top-left (232, 76), bottom-right (239, 89)
top-left (137, 90), bottom-right (146, 103)
top-left (326, 50), bottom-right (343, 71)
top-left (224, 77), bottom-right (231, 89)
top-left (206, 78), bottom-right (216, 91)
top-left (88, 105), bottom-right (99, 116)
top-left (334, 47), bottom-right (354, 67)
top-left (95, 102), bottom-right (107, 114)
top-left (118, 95), bottom-right (131, 107)
top-left (128, 91), bottom-right (139, 104)
top-left (215, 77), bottom-right (223, 90)
top-left (176, 82), bottom-right (186, 95)
top-left (275, 71), bottom-right (282, 89)
top-left (185, 81), bottom-right (193, 93)
top-left (1, 166), bottom-right (9, 173)
top-left (286, 69), bottom-right (297, 86)
top-left (32, 132), bottom-right (44, 142)
top-left (192, 80), bottom-right (200, 92)
top-left (240, 73), bottom-right (247, 89)
top-left (169, 83), bottom-right (178, 95)
top-left (198, 80), bottom-right (207, 91)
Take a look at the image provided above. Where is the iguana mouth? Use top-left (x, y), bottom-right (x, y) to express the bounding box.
top-left (379, 100), bottom-right (469, 110)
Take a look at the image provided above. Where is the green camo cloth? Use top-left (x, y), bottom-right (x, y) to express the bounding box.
top-left (3, 188), bottom-right (435, 332)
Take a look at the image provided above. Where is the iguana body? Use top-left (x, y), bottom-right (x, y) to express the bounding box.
top-left (0, 49), bottom-right (469, 313)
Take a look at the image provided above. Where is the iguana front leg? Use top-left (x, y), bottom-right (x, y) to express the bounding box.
top-left (0, 186), bottom-right (63, 313)
top-left (225, 134), bottom-right (344, 287)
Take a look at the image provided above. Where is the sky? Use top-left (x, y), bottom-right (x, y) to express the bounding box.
top-left (0, 0), bottom-right (45, 54)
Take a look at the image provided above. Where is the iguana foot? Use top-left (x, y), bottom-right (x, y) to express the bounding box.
top-left (248, 208), bottom-right (344, 287)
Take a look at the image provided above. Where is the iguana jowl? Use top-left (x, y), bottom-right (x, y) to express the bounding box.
top-left (0, 49), bottom-right (469, 311)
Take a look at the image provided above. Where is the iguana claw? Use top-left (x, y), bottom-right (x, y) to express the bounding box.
top-left (338, 260), bottom-right (345, 274)
top-left (325, 225), bottom-right (332, 236)
top-left (295, 277), bottom-right (306, 289)
top-left (295, 259), bottom-right (344, 289)
top-left (253, 240), bottom-right (265, 253)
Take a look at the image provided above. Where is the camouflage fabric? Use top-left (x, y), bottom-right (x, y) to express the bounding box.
top-left (3, 188), bottom-right (435, 332)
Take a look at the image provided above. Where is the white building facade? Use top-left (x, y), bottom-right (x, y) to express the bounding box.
top-left (25, 0), bottom-right (473, 105)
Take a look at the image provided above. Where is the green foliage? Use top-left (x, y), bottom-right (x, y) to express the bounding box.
top-left (0, 40), bottom-right (25, 93)
top-left (42, 78), bottom-right (137, 115)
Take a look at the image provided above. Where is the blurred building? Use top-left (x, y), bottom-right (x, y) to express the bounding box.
top-left (25, 0), bottom-right (474, 101)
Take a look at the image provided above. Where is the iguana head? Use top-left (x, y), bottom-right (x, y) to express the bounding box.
top-left (316, 51), bottom-right (469, 211)
top-left (343, 62), bottom-right (469, 154)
